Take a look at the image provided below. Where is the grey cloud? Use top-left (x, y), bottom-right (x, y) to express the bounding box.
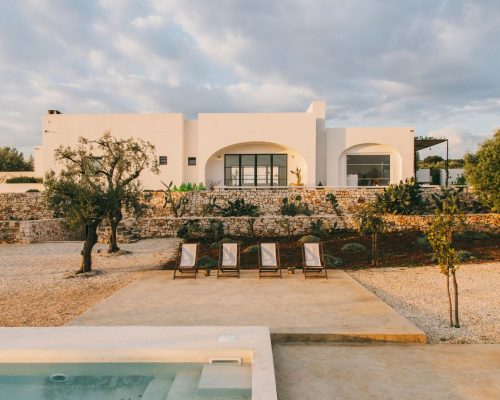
top-left (0, 0), bottom-right (499, 159)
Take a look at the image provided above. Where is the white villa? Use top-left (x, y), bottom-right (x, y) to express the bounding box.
top-left (33, 101), bottom-right (415, 189)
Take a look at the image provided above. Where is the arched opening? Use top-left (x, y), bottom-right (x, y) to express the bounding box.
top-left (204, 142), bottom-right (308, 187)
top-left (338, 143), bottom-right (402, 186)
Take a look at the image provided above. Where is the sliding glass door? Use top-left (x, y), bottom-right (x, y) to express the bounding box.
top-left (225, 154), bottom-right (287, 186)
top-left (346, 154), bottom-right (390, 186)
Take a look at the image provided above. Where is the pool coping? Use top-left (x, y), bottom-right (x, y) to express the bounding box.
top-left (0, 325), bottom-right (277, 400)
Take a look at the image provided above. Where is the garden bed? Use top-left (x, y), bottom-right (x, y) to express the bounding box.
top-left (164, 230), bottom-right (500, 270)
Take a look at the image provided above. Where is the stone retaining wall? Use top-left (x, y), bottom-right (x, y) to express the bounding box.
top-left (0, 193), bottom-right (52, 220)
top-left (124, 213), bottom-right (499, 240)
top-left (2, 187), bottom-right (446, 220)
top-left (0, 219), bottom-right (84, 244)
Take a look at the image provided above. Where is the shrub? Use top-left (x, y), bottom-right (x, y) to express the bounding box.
top-left (416, 236), bottom-right (431, 249)
top-left (375, 178), bottom-right (427, 215)
top-left (310, 219), bottom-right (336, 239)
top-left (197, 256), bottom-right (217, 269)
top-left (326, 192), bottom-right (342, 215)
top-left (341, 242), bottom-right (367, 254)
top-left (204, 219), bottom-right (224, 242)
top-left (457, 250), bottom-right (475, 262)
top-left (6, 176), bottom-right (42, 183)
top-left (243, 245), bottom-right (259, 254)
top-left (298, 234), bottom-right (321, 243)
top-left (281, 195), bottom-right (312, 216)
top-left (218, 198), bottom-right (260, 217)
top-left (323, 254), bottom-right (344, 268)
top-left (176, 220), bottom-right (202, 240)
top-left (172, 182), bottom-right (206, 192)
top-left (456, 230), bottom-right (490, 240)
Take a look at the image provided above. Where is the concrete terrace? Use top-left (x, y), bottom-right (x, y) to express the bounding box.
top-left (71, 269), bottom-right (426, 343)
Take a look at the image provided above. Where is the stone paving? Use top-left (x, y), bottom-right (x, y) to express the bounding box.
top-left (70, 269), bottom-right (426, 343)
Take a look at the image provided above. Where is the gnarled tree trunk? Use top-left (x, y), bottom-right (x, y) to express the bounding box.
top-left (108, 208), bottom-right (122, 253)
top-left (80, 220), bottom-right (101, 273)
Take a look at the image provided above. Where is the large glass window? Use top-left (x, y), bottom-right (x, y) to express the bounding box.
top-left (224, 154), bottom-right (287, 186)
top-left (346, 155), bottom-right (390, 186)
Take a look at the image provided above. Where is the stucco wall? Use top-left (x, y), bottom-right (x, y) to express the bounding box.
top-left (40, 113), bottom-right (184, 189)
top-left (325, 127), bottom-right (414, 186)
top-left (197, 112), bottom-right (317, 185)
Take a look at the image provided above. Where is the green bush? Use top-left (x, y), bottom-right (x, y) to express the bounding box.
top-left (6, 176), bottom-right (42, 183)
top-left (218, 198), bottom-right (260, 217)
top-left (456, 230), bottom-right (490, 240)
top-left (375, 178), bottom-right (427, 215)
top-left (243, 245), bottom-right (259, 255)
top-left (326, 192), bottom-right (342, 215)
top-left (298, 234), bottom-right (321, 243)
top-left (457, 250), bottom-right (475, 262)
top-left (341, 242), bottom-right (367, 254)
top-left (176, 220), bottom-right (202, 240)
top-left (280, 195), bottom-right (312, 216)
top-left (197, 256), bottom-right (218, 269)
top-left (310, 219), bottom-right (336, 239)
top-left (323, 254), bottom-right (344, 268)
top-left (204, 219), bottom-right (224, 242)
top-left (416, 236), bottom-right (431, 249)
top-left (172, 182), bottom-right (206, 192)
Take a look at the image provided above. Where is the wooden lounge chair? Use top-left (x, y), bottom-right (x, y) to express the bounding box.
top-left (302, 242), bottom-right (328, 279)
top-left (217, 242), bottom-right (240, 278)
top-left (258, 243), bottom-right (282, 279)
top-left (174, 242), bottom-right (199, 279)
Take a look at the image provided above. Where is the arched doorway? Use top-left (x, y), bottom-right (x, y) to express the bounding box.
top-left (204, 142), bottom-right (308, 187)
top-left (338, 143), bottom-right (403, 186)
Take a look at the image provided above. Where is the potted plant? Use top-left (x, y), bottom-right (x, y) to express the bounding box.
top-left (290, 167), bottom-right (304, 187)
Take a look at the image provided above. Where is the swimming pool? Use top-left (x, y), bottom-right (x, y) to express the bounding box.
top-left (0, 326), bottom-right (277, 400)
top-left (0, 362), bottom-right (252, 399)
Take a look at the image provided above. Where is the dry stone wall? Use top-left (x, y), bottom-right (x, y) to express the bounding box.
top-left (120, 213), bottom-right (499, 241)
top-left (0, 193), bottom-right (52, 220)
top-left (0, 219), bottom-right (84, 244)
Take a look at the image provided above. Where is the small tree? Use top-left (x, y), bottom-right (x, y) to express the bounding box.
top-left (464, 130), bottom-right (500, 212)
top-left (354, 202), bottom-right (389, 266)
top-left (426, 202), bottom-right (463, 328)
top-left (55, 132), bottom-right (159, 253)
top-left (0, 147), bottom-right (33, 171)
top-left (44, 171), bottom-right (107, 273)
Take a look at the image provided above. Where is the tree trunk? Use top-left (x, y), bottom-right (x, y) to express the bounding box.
top-left (371, 233), bottom-right (378, 267)
top-left (108, 209), bottom-right (122, 253)
top-left (80, 220), bottom-right (100, 273)
top-left (452, 270), bottom-right (460, 328)
top-left (446, 270), bottom-right (453, 327)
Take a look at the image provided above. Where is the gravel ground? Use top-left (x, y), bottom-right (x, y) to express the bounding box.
top-left (0, 238), bottom-right (180, 326)
top-left (348, 262), bottom-right (500, 343)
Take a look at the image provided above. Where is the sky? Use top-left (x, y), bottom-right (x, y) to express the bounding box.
top-left (0, 0), bottom-right (499, 159)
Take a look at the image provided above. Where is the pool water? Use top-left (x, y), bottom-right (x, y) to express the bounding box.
top-left (0, 362), bottom-right (252, 400)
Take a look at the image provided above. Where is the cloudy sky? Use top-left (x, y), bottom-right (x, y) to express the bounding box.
top-left (0, 0), bottom-right (499, 158)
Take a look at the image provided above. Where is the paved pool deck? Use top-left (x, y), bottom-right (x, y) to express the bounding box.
top-left (71, 269), bottom-right (426, 343)
top-left (273, 343), bottom-right (500, 400)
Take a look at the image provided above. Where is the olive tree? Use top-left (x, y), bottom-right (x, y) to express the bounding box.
top-left (464, 130), bottom-right (500, 212)
top-left (44, 170), bottom-right (107, 273)
top-left (54, 132), bottom-right (159, 253)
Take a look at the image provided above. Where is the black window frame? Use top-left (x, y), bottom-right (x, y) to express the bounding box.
top-left (159, 156), bottom-right (168, 165)
top-left (224, 153), bottom-right (287, 186)
top-left (187, 157), bottom-right (196, 166)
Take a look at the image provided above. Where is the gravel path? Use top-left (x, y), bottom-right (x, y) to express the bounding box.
top-left (348, 262), bottom-right (500, 343)
top-left (0, 239), bottom-right (180, 326)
